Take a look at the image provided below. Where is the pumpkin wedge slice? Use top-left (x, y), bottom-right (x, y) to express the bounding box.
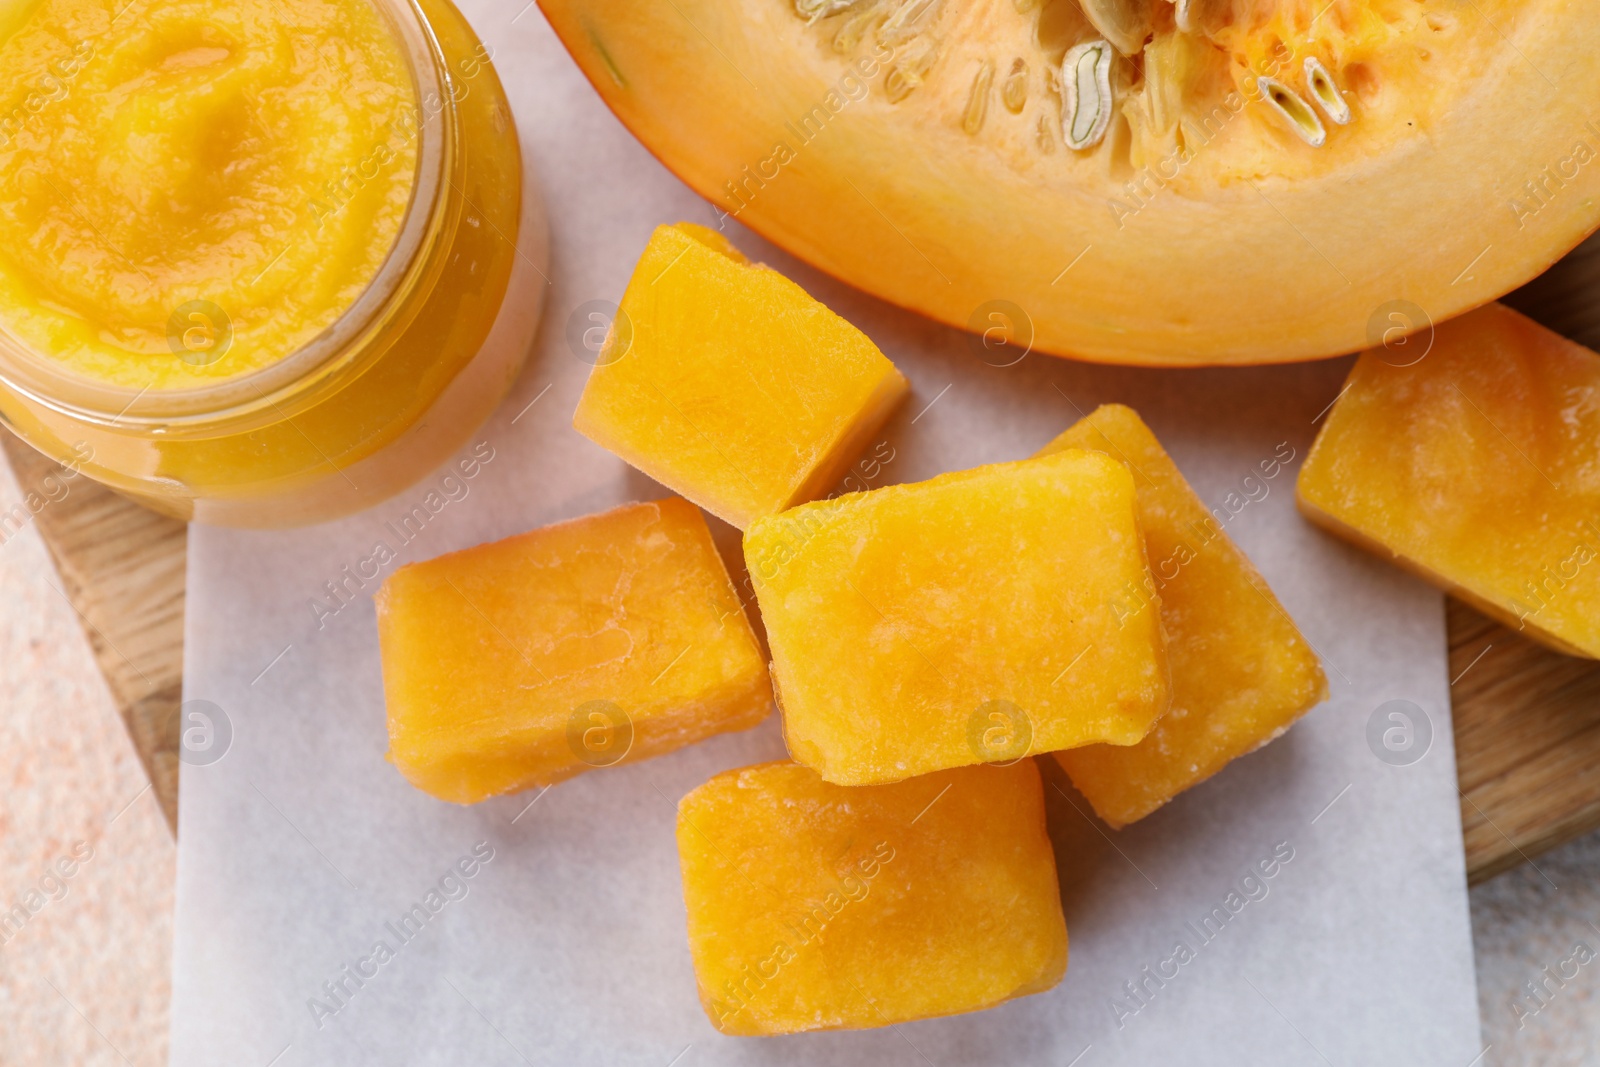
top-left (539, 0), bottom-right (1600, 365)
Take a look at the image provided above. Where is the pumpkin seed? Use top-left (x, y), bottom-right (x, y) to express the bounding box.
top-left (878, 0), bottom-right (942, 45)
top-left (832, 1), bottom-right (880, 51)
top-left (1078, 0), bottom-right (1153, 56)
top-left (1303, 57), bottom-right (1351, 125)
top-left (1171, 0), bottom-right (1227, 37)
top-left (1062, 39), bottom-right (1114, 150)
top-left (1256, 76), bottom-right (1326, 147)
top-left (964, 60), bottom-right (995, 134)
top-left (884, 37), bottom-right (939, 102)
top-left (795, 0), bottom-right (859, 19)
top-left (1002, 58), bottom-right (1028, 113)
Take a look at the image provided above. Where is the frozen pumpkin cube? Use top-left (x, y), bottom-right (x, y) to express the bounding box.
top-left (744, 449), bottom-right (1170, 785)
top-left (572, 222), bottom-right (908, 530)
top-left (377, 498), bottom-right (771, 802)
top-left (676, 759), bottom-right (1066, 1035)
top-left (1298, 303), bottom-right (1600, 659)
top-left (1043, 405), bottom-right (1328, 828)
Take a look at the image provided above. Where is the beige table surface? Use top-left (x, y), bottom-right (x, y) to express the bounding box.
top-left (0, 453), bottom-right (172, 1066)
top-left (1, 454), bottom-right (1597, 1066)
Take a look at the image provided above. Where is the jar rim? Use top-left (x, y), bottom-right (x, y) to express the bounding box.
top-left (0, 0), bottom-right (452, 431)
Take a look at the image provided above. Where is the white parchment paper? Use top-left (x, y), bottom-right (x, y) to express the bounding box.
top-left (170, 7), bottom-right (1484, 1064)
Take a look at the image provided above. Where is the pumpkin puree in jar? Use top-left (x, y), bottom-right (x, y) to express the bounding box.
top-left (0, 0), bottom-right (419, 389)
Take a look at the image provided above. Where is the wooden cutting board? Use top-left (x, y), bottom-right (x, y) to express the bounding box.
top-left (5, 416), bottom-right (1599, 884)
top-left (2, 434), bottom-right (186, 833)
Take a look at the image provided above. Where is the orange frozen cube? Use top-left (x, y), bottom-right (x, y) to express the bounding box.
top-left (1045, 405), bottom-right (1328, 827)
top-left (1298, 303), bottom-right (1600, 658)
top-left (744, 449), bottom-right (1170, 785)
top-left (377, 498), bottom-right (771, 802)
top-left (572, 222), bottom-right (908, 529)
top-left (676, 759), bottom-right (1066, 1035)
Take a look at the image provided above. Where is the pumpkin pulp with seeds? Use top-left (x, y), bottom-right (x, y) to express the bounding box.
top-left (542, 0), bottom-right (1600, 363)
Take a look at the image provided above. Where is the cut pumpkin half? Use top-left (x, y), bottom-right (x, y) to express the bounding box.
top-left (540, 0), bottom-right (1600, 365)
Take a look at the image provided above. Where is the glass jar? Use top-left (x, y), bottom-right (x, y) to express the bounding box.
top-left (0, 0), bottom-right (543, 527)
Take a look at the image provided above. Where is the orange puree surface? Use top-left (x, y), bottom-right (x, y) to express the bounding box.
top-left (0, 0), bottom-right (419, 388)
